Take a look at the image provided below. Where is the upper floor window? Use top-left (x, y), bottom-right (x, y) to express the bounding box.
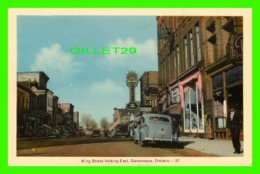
top-left (176, 46), bottom-right (180, 75)
top-left (183, 36), bottom-right (188, 69)
top-left (195, 23), bottom-right (202, 62)
top-left (189, 30), bottom-right (195, 66)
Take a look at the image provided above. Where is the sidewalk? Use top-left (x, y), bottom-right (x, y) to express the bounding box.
top-left (178, 136), bottom-right (244, 157)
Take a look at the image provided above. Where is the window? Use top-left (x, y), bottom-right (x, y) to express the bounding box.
top-left (176, 46), bottom-right (180, 75)
top-left (47, 97), bottom-right (53, 107)
top-left (226, 66), bottom-right (243, 85)
top-left (173, 51), bottom-right (177, 79)
top-left (184, 36), bottom-right (188, 69)
top-left (195, 23), bottom-right (202, 61)
top-left (213, 73), bottom-right (223, 90)
top-left (163, 59), bottom-right (166, 84)
top-left (183, 85), bottom-right (204, 133)
top-left (189, 30), bottom-right (195, 66)
top-left (207, 21), bottom-right (217, 61)
top-left (168, 55), bottom-right (172, 81)
top-left (160, 62), bottom-right (163, 85)
top-left (159, 117), bottom-right (170, 122)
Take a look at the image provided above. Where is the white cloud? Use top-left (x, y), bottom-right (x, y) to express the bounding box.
top-left (99, 38), bottom-right (158, 71)
top-left (30, 43), bottom-right (82, 76)
top-left (89, 79), bottom-right (124, 94)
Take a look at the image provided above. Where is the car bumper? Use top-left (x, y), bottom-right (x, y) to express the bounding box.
top-left (144, 137), bottom-right (178, 142)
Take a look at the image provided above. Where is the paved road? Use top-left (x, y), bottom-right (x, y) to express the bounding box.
top-left (17, 141), bottom-right (215, 157)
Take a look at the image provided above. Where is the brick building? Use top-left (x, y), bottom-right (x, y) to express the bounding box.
top-left (73, 111), bottom-right (79, 126)
top-left (139, 71), bottom-right (159, 113)
top-left (17, 72), bottom-right (52, 137)
top-left (157, 16), bottom-right (243, 139)
top-left (59, 103), bottom-right (74, 132)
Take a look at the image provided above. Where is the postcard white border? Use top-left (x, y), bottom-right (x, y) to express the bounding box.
top-left (8, 8), bottom-right (252, 166)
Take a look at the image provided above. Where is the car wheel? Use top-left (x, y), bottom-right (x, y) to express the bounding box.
top-left (134, 139), bottom-right (138, 144)
top-left (140, 140), bottom-right (147, 147)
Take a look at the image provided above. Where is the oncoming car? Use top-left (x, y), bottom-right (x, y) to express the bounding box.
top-left (133, 113), bottom-right (179, 147)
top-left (91, 129), bottom-right (101, 137)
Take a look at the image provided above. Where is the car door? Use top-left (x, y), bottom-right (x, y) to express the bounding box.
top-left (139, 116), bottom-right (149, 141)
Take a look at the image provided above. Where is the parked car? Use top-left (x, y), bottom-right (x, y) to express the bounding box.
top-left (48, 129), bottom-right (60, 138)
top-left (115, 124), bottom-right (129, 138)
top-left (61, 131), bottom-right (71, 137)
top-left (92, 129), bottom-right (101, 137)
top-left (133, 113), bottom-right (179, 147)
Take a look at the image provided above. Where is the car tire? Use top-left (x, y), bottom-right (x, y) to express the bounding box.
top-left (134, 139), bottom-right (138, 144)
top-left (140, 140), bottom-right (147, 147)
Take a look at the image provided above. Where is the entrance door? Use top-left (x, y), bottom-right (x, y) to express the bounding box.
top-left (227, 85), bottom-right (243, 140)
top-left (227, 85), bottom-right (243, 111)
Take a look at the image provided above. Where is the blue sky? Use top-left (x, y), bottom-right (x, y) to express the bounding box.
top-left (17, 16), bottom-right (158, 124)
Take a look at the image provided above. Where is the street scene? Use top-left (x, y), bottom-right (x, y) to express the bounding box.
top-left (17, 135), bottom-right (243, 157)
top-left (15, 14), bottom-right (246, 161)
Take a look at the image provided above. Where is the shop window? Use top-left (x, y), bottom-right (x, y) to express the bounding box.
top-left (213, 73), bottom-right (223, 90)
top-left (183, 86), bottom-right (204, 133)
top-left (213, 91), bottom-right (224, 116)
top-left (226, 66), bottom-right (243, 85)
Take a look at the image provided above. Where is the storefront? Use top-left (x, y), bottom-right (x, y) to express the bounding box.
top-left (162, 70), bottom-right (205, 134)
top-left (211, 65), bottom-right (243, 139)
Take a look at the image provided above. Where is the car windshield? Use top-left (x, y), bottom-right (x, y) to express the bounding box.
top-left (149, 116), bottom-right (170, 123)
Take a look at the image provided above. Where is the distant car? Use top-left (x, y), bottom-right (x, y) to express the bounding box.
top-left (48, 129), bottom-right (60, 138)
top-left (133, 113), bottom-right (179, 147)
top-left (92, 129), bottom-right (101, 137)
top-left (115, 124), bottom-right (129, 138)
top-left (77, 130), bottom-right (86, 136)
top-left (61, 131), bottom-right (71, 137)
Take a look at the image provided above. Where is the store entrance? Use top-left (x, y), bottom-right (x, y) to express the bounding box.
top-left (227, 85), bottom-right (243, 112)
top-left (227, 85), bottom-right (243, 140)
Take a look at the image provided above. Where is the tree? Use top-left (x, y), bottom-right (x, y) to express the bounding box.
top-left (90, 119), bottom-right (98, 129)
top-left (100, 117), bottom-right (109, 130)
top-left (81, 113), bottom-right (98, 130)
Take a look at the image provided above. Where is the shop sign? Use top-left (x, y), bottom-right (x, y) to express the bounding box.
top-left (172, 88), bottom-right (180, 104)
top-left (127, 102), bottom-right (139, 110)
top-left (35, 90), bottom-right (46, 96)
top-left (234, 35), bottom-right (243, 60)
top-left (139, 107), bottom-right (152, 112)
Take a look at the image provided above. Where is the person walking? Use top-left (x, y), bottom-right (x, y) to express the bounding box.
top-left (226, 105), bottom-right (242, 154)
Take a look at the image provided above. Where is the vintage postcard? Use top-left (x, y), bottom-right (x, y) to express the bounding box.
top-left (8, 8), bottom-right (252, 166)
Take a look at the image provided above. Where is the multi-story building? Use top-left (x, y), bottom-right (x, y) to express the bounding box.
top-left (157, 16), bottom-right (243, 139)
top-left (59, 103), bottom-right (74, 132)
top-left (203, 17), bottom-right (243, 139)
top-left (73, 111), bottom-right (79, 127)
top-left (17, 83), bottom-right (37, 137)
top-left (46, 89), bottom-right (53, 125)
top-left (139, 71), bottom-right (159, 113)
top-left (53, 95), bottom-right (63, 132)
top-left (17, 71), bottom-right (52, 137)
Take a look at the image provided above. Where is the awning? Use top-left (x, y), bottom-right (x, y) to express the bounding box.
top-left (42, 124), bottom-right (53, 130)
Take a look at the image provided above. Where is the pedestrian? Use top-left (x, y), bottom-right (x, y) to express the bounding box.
top-left (226, 105), bottom-right (242, 154)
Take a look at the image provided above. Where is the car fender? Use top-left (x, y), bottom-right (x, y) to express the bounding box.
top-left (139, 128), bottom-right (148, 141)
top-left (133, 128), bottom-right (140, 141)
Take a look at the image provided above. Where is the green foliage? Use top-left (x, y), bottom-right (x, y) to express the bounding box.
top-left (100, 117), bottom-right (109, 129)
top-left (81, 113), bottom-right (98, 130)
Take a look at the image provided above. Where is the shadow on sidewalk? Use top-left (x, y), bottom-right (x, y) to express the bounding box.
top-left (135, 140), bottom-right (195, 149)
